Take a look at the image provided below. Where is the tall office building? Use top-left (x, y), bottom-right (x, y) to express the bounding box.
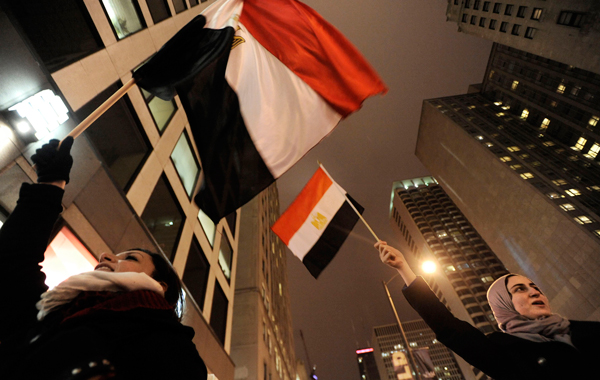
top-left (231, 184), bottom-right (297, 380)
top-left (372, 322), bottom-right (467, 380)
top-left (415, 46), bottom-right (600, 319)
top-left (0, 1), bottom-right (241, 379)
top-left (390, 177), bottom-right (509, 379)
top-left (445, 0), bottom-right (600, 74)
top-left (356, 347), bottom-right (381, 380)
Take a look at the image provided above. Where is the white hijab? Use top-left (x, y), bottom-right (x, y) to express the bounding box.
top-left (36, 271), bottom-right (164, 321)
top-left (487, 274), bottom-right (573, 346)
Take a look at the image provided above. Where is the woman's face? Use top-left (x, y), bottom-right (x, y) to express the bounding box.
top-left (95, 250), bottom-right (156, 277)
top-left (506, 275), bottom-right (552, 319)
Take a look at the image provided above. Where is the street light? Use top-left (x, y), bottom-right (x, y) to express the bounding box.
top-left (421, 261), bottom-right (436, 274)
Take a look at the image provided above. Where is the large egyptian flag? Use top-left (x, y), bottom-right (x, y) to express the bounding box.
top-left (271, 166), bottom-right (363, 278)
top-left (134, 0), bottom-right (386, 223)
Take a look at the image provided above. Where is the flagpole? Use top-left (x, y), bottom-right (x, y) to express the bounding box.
top-left (318, 163), bottom-right (380, 242)
top-left (64, 78), bottom-right (137, 142)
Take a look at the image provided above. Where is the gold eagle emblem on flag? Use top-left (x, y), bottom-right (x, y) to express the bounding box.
top-left (232, 26), bottom-right (245, 50)
top-left (311, 212), bottom-right (328, 230)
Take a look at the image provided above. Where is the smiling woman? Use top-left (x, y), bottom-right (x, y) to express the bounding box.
top-left (0, 138), bottom-right (207, 380)
top-left (377, 241), bottom-right (600, 380)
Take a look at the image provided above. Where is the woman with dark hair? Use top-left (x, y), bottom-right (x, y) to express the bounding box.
top-left (0, 138), bottom-right (207, 380)
top-left (376, 241), bottom-right (600, 380)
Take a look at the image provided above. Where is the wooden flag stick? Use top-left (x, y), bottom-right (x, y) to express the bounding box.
top-left (318, 162), bottom-right (380, 242)
top-left (65, 78), bottom-right (137, 141)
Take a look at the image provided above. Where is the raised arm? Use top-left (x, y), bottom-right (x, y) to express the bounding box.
top-left (0, 137), bottom-right (73, 342)
top-left (375, 241), bottom-right (417, 285)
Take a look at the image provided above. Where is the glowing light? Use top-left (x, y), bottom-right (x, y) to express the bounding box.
top-left (356, 348), bottom-right (374, 354)
top-left (8, 89), bottom-right (69, 140)
top-left (422, 261), bottom-right (437, 273)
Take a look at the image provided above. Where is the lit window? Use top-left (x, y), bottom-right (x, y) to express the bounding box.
top-left (585, 143), bottom-right (600, 158)
top-left (556, 83), bottom-right (566, 94)
top-left (594, 230), bottom-right (600, 237)
top-left (546, 192), bottom-right (564, 199)
top-left (42, 227), bottom-right (98, 289)
top-left (101, 0), bottom-right (145, 40)
top-left (543, 141), bottom-right (555, 147)
top-left (502, 105), bottom-right (511, 110)
top-left (531, 161), bottom-right (541, 167)
top-left (588, 185), bottom-right (600, 192)
top-left (499, 156), bottom-right (512, 162)
top-left (531, 8), bottom-right (543, 20)
top-left (550, 100), bottom-right (558, 108)
top-left (510, 164), bottom-right (522, 170)
top-left (555, 148), bottom-right (565, 154)
top-left (553, 179), bottom-right (568, 186)
top-left (494, 101), bottom-right (502, 106)
top-left (476, 135), bottom-right (484, 140)
top-left (565, 188), bottom-right (581, 197)
top-left (485, 142), bottom-right (494, 147)
top-left (589, 116), bottom-right (599, 127)
top-left (519, 153), bottom-right (529, 159)
top-left (481, 276), bottom-right (494, 283)
top-left (521, 109), bottom-right (529, 119)
top-left (171, 132), bottom-right (200, 197)
top-left (526, 144), bottom-right (536, 149)
top-left (507, 146), bottom-right (520, 152)
top-left (141, 88), bottom-right (177, 132)
top-left (572, 137), bottom-right (587, 151)
top-left (560, 203), bottom-right (576, 211)
top-left (574, 216), bottom-right (594, 225)
top-left (496, 112), bottom-right (505, 117)
top-left (520, 172), bottom-right (534, 179)
top-left (445, 265), bottom-right (456, 272)
top-left (219, 232), bottom-right (233, 281)
top-left (511, 80), bottom-right (519, 90)
top-left (198, 209), bottom-right (216, 246)
top-left (540, 118), bottom-right (551, 129)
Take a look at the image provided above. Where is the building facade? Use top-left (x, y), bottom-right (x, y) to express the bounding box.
top-left (446, 0), bottom-right (600, 74)
top-left (372, 322), bottom-right (466, 380)
top-left (415, 90), bottom-right (600, 320)
top-left (356, 347), bottom-right (382, 380)
top-left (390, 177), bottom-right (510, 380)
top-left (0, 1), bottom-right (240, 378)
top-left (231, 184), bottom-right (297, 380)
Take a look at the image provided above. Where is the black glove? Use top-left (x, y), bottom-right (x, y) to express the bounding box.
top-left (31, 136), bottom-right (74, 184)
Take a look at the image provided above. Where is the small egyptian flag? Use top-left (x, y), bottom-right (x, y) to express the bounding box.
top-left (271, 166), bottom-right (364, 278)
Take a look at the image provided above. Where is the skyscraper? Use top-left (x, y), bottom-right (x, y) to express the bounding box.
top-left (356, 347), bottom-right (382, 380)
top-left (390, 177), bottom-right (509, 380)
top-left (415, 46), bottom-right (600, 319)
top-left (445, 0), bottom-right (600, 74)
top-left (231, 183), bottom-right (297, 380)
top-left (372, 322), bottom-right (467, 380)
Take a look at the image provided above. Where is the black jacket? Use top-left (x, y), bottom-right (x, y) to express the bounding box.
top-left (403, 276), bottom-right (600, 380)
top-left (0, 183), bottom-right (207, 380)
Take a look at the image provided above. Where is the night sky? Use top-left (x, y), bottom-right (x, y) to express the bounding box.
top-left (274, 1), bottom-right (492, 379)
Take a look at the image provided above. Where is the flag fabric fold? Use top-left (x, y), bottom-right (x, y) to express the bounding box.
top-left (134, 0), bottom-right (386, 223)
top-left (271, 166), bottom-right (364, 278)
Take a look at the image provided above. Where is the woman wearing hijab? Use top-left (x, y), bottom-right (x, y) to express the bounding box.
top-left (376, 241), bottom-right (600, 380)
top-left (0, 138), bottom-right (207, 380)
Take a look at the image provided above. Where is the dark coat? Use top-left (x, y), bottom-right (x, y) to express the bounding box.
top-left (403, 276), bottom-right (600, 380)
top-left (0, 184), bottom-right (207, 380)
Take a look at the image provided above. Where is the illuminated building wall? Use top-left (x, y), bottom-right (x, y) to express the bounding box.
top-left (372, 322), bottom-right (466, 380)
top-left (231, 184), bottom-right (297, 380)
top-left (415, 86), bottom-right (600, 320)
top-left (445, 0), bottom-right (600, 75)
top-left (0, 2), bottom-right (240, 379)
top-left (356, 348), bottom-right (381, 380)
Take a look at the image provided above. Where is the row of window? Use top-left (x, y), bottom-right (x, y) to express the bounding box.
top-left (460, 1), bottom-right (542, 20)
top-left (462, 14), bottom-right (536, 38)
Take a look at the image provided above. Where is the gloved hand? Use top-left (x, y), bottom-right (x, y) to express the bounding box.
top-left (31, 136), bottom-right (74, 184)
